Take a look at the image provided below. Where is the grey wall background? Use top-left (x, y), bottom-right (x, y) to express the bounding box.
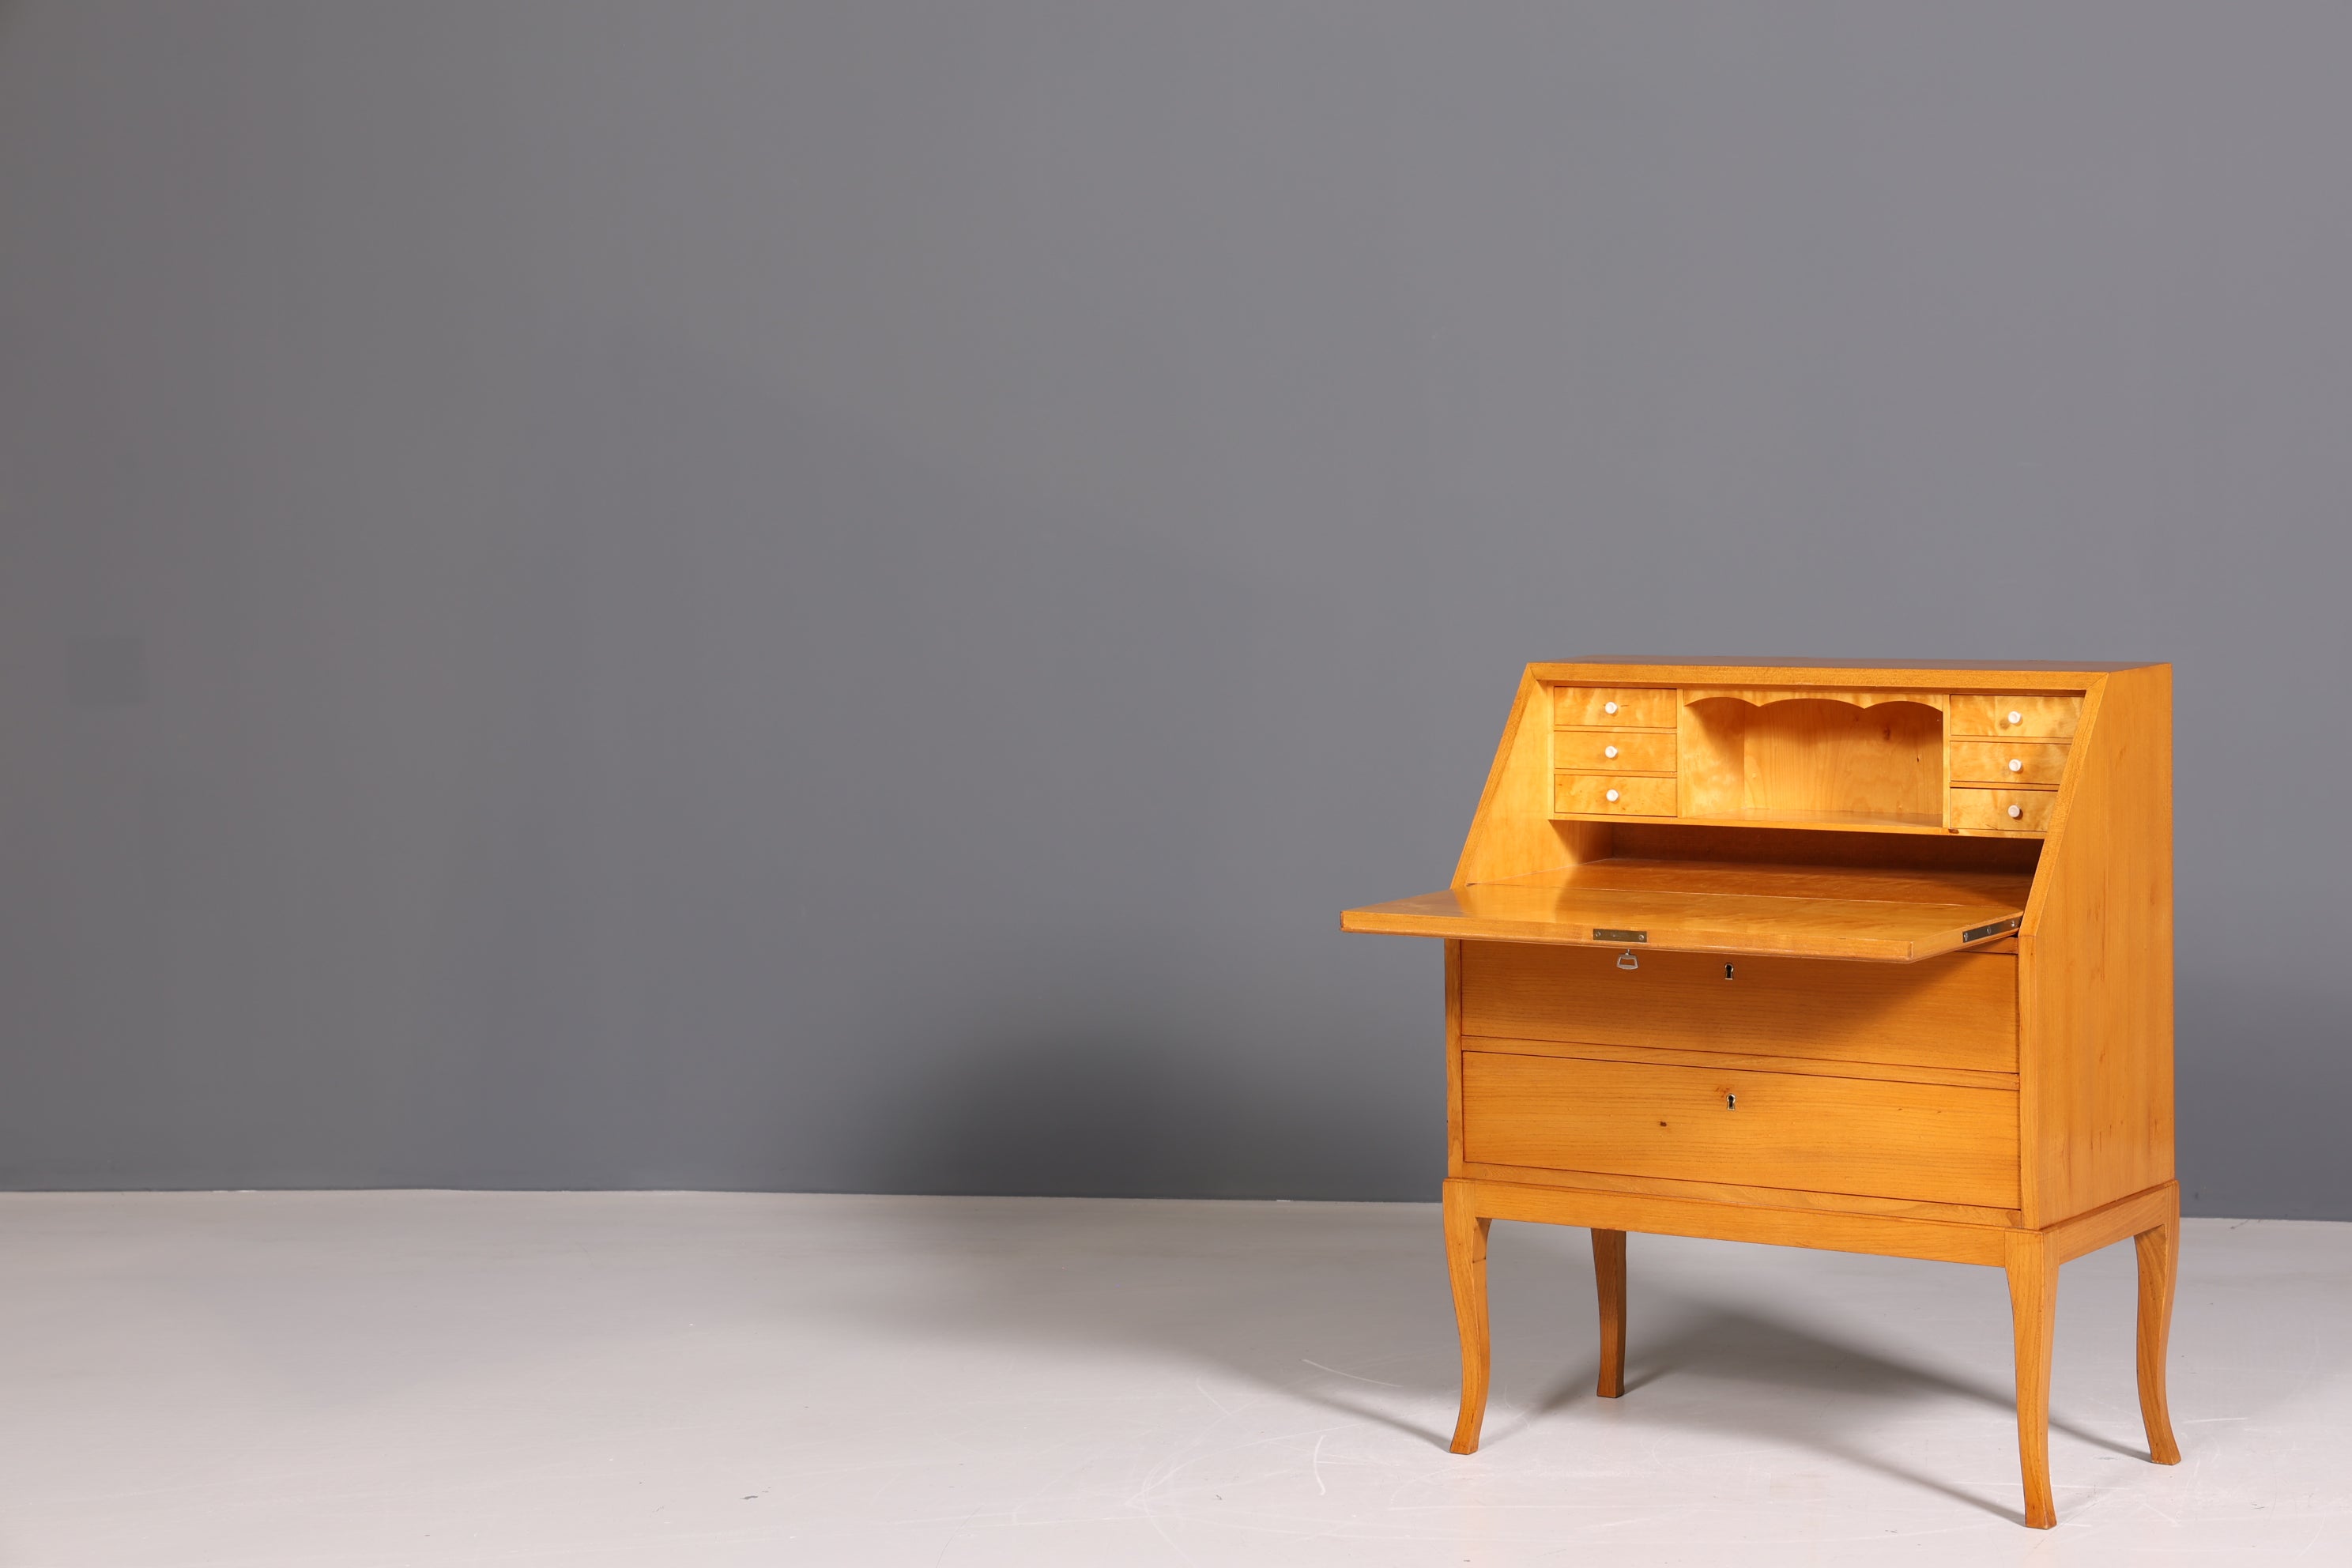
top-left (1, 2), bottom-right (2346, 1214)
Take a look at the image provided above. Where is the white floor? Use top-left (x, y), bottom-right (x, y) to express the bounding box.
top-left (0, 1195), bottom-right (2343, 1565)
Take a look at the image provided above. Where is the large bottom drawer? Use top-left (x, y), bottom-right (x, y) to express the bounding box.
top-left (1461, 1050), bottom-right (2020, 1208)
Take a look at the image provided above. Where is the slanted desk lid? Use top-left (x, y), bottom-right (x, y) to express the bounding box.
top-left (1341, 859), bottom-right (2030, 963)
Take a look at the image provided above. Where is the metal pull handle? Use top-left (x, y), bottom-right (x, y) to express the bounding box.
top-left (1615, 950), bottom-right (1639, 971)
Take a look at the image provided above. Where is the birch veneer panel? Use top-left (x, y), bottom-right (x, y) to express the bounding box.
top-left (1342, 659), bottom-right (2177, 1529)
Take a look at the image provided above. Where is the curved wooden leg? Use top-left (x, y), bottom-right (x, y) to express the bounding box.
top-left (2005, 1232), bottom-right (2060, 1529)
top-left (2135, 1193), bottom-right (2183, 1465)
top-left (1592, 1228), bottom-right (1627, 1398)
top-left (1442, 1181), bottom-right (1492, 1454)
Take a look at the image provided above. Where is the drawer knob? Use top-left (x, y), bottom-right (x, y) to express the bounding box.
top-left (2007, 709), bottom-right (2024, 725)
top-left (2008, 757), bottom-right (2024, 772)
top-left (1604, 744), bottom-right (1619, 759)
top-left (2008, 804), bottom-right (2024, 820)
top-left (1604, 700), bottom-right (1619, 715)
top-left (1605, 788), bottom-right (1620, 802)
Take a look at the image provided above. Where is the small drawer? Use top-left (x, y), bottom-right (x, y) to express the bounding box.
top-left (1552, 775), bottom-right (1683, 823)
top-left (1460, 1050), bottom-right (2020, 1208)
top-left (1949, 740), bottom-right (2070, 786)
top-left (1554, 686), bottom-right (1677, 729)
top-left (1555, 729), bottom-right (1677, 774)
top-left (1555, 774), bottom-right (1678, 817)
top-left (1951, 787), bottom-right (2055, 833)
top-left (1948, 694), bottom-right (2082, 739)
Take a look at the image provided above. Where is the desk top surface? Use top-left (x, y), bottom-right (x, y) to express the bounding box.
top-left (1341, 858), bottom-right (2033, 963)
top-left (1531, 658), bottom-right (2156, 687)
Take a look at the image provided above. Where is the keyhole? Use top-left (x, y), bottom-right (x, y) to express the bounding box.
top-left (1726, 1093), bottom-right (1737, 1110)
top-left (1724, 963), bottom-right (1735, 979)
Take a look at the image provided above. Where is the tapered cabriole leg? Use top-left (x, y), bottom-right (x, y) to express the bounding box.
top-left (1592, 1228), bottom-right (1627, 1398)
top-left (2135, 1195), bottom-right (2183, 1465)
top-left (2005, 1233), bottom-right (2060, 1528)
top-left (1442, 1181), bottom-right (1493, 1454)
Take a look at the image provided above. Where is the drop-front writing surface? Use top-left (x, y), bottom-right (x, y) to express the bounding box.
top-left (1341, 660), bottom-right (2177, 1529)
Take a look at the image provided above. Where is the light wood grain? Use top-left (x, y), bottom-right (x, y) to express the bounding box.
top-left (1744, 820), bottom-right (1981, 843)
top-left (1357, 660), bottom-right (2173, 1531)
top-left (1681, 695), bottom-right (1945, 825)
top-left (2006, 1230), bottom-right (2060, 1528)
top-left (1461, 1051), bottom-right (2022, 1208)
top-left (1610, 821), bottom-right (2041, 872)
top-left (1447, 1175), bottom-right (2014, 1266)
top-left (1461, 940), bottom-right (2018, 1074)
top-left (2018, 665), bottom-right (2174, 1226)
top-left (1554, 729), bottom-right (1677, 773)
top-left (1545, 858), bottom-right (2034, 904)
top-left (1453, 671), bottom-right (1611, 888)
top-left (1535, 661), bottom-right (2139, 688)
top-left (1555, 686), bottom-right (1678, 729)
top-left (1951, 787), bottom-right (2056, 833)
top-left (2040, 1180), bottom-right (2178, 1264)
top-left (1951, 694), bottom-right (2084, 739)
top-left (1345, 860), bottom-right (2027, 961)
top-left (1680, 687), bottom-right (1950, 711)
top-left (1555, 774), bottom-right (1677, 816)
top-left (2136, 1193), bottom-right (2183, 1466)
top-left (1445, 940), bottom-right (1465, 1179)
top-left (1592, 1229), bottom-right (1627, 1398)
top-left (1951, 740), bottom-right (2071, 786)
top-left (1464, 1035), bottom-right (2016, 1091)
top-left (1442, 1182), bottom-right (1492, 1453)
top-left (1457, 1159), bottom-right (2022, 1226)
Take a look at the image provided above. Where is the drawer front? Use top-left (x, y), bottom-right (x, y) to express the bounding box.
top-left (1461, 1050), bottom-right (2021, 1208)
top-left (1554, 773), bottom-right (1679, 817)
top-left (1555, 729), bottom-right (1677, 774)
top-left (1951, 786), bottom-right (2056, 833)
top-left (1948, 694), bottom-right (2082, 739)
top-left (1950, 739), bottom-right (2070, 786)
top-left (1555, 686), bottom-right (1677, 729)
top-left (1462, 941), bottom-right (2016, 1074)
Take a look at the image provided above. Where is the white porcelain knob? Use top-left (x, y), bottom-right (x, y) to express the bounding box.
top-left (2008, 757), bottom-right (2024, 773)
top-left (1604, 744), bottom-right (1619, 759)
top-left (1605, 788), bottom-right (1621, 802)
top-left (1604, 700), bottom-right (1619, 715)
top-left (2008, 804), bottom-right (2024, 820)
top-left (2007, 710), bottom-right (2024, 725)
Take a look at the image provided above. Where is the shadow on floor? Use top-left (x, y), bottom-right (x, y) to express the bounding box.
top-left (1508, 1300), bottom-right (2147, 1526)
top-left (813, 1185), bottom-right (2224, 1526)
top-left (831, 1030), bottom-right (2252, 1526)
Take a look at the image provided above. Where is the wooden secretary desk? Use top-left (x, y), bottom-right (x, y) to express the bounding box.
top-left (1341, 659), bottom-right (2177, 1528)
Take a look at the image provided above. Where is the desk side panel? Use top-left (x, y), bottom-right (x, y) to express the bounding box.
top-left (1455, 669), bottom-right (1610, 887)
top-left (2018, 666), bottom-right (2176, 1227)
top-left (1446, 939), bottom-right (1465, 1179)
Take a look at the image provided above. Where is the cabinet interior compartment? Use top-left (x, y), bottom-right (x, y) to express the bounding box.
top-left (1679, 695), bottom-right (1944, 828)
